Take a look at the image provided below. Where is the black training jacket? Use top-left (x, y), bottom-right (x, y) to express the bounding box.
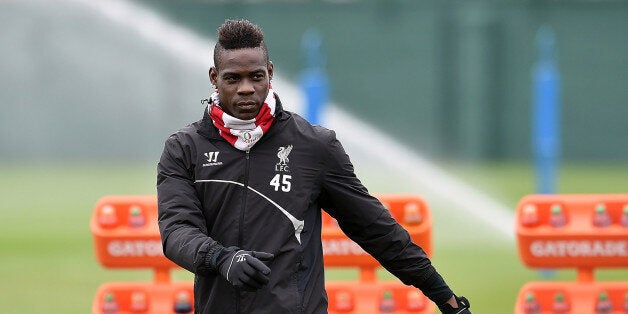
top-left (157, 97), bottom-right (435, 314)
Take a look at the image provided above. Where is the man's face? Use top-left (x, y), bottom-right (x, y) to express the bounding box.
top-left (210, 47), bottom-right (273, 120)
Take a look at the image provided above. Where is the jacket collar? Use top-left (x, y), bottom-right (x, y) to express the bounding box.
top-left (196, 93), bottom-right (289, 141)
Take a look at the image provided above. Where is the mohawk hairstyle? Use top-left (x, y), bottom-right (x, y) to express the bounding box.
top-left (213, 19), bottom-right (269, 69)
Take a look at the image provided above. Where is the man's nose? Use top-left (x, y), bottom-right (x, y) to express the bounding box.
top-left (237, 79), bottom-right (255, 95)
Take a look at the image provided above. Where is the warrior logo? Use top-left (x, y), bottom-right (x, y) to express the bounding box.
top-left (202, 151), bottom-right (223, 167)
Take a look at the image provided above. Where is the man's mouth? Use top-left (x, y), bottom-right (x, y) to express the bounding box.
top-left (236, 101), bottom-right (258, 111)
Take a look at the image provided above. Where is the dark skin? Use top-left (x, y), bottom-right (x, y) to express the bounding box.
top-left (209, 44), bottom-right (461, 311)
top-left (209, 47), bottom-right (273, 120)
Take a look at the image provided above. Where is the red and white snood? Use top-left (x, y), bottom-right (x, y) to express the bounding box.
top-left (208, 89), bottom-right (276, 151)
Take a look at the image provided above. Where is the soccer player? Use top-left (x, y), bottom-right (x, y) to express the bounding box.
top-left (157, 19), bottom-right (471, 314)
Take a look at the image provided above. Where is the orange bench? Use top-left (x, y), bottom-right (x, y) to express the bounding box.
top-left (514, 281), bottom-right (628, 314)
top-left (91, 194), bottom-right (435, 313)
top-left (514, 194), bottom-right (628, 313)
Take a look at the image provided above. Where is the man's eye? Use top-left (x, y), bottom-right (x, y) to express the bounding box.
top-left (252, 73), bottom-right (264, 80)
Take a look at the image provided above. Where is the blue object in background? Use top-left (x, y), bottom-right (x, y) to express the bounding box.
top-left (300, 28), bottom-right (329, 125)
top-left (532, 25), bottom-right (561, 279)
top-left (533, 25), bottom-right (561, 195)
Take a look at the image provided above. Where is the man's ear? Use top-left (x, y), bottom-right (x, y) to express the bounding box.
top-left (267, 61), bottom-right (274, 81)
top-left (209, 67), bottom-right (218, 86)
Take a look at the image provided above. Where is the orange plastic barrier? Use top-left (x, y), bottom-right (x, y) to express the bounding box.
top-left (514, 282), bottom-right (628, 314)
top-left (91, 195), bottom-right (432, 270)
top-left (92, 282), bottom-right (436, 314)
top-left (514, 194), bottom-right (628, 313)
top-left (92, 282), bottom-right (193, 314)
top-left (323, 194), bottom-right (435, 313)
top-left (516, 194), bottom-right (628, 270)
top-left (327, 282), bottom-right (435, 314)
top-left (91, 194), bottom-right (435, 314)
top-left (90, 195), bottom-right (176, 270)
top-left (322, 194), bottom-right (432, 281)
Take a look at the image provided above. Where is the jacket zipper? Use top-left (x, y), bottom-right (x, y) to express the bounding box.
top-left (240, 149), bottom-right (250, 245)
top-left (236, 149), bottom-right (251, 314)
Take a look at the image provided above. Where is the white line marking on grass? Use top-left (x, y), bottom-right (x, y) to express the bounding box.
top-left (68, 0), bottom-right (514, 239)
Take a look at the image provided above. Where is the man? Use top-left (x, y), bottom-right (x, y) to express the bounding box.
top-left (157, 19), bottom-right (471, 314)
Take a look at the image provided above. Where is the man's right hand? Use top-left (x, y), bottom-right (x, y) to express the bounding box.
top-left (214, 247), bottom-right (274, 291)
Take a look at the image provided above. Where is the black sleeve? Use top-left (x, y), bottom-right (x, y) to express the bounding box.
top-left (319, 131), bottom-right (453, 304)
top-left (157, 134), bottom-right (222, 275)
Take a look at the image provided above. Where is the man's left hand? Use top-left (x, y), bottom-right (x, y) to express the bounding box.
top-left (438, 295), bottom-right (471, 314)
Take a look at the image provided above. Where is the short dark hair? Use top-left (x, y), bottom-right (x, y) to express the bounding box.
top-left (213, 19), bottom-right (269, 69)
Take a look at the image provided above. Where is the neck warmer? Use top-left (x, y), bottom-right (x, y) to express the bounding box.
top-left (208, 89), bottom-right (276, 151)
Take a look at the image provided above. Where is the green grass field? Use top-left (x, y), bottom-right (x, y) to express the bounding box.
top-left (1, 161), bottom-right (627, 313)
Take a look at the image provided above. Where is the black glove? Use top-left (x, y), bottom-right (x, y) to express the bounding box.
top-left (438, 295), bottom-right (471, 314)
top-left (213, 246), bottom-right (274, 291)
